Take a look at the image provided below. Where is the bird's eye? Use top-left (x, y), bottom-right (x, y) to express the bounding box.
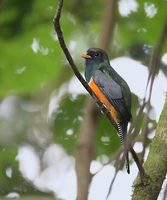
top-left (94, 52), bottom-right (99, 57)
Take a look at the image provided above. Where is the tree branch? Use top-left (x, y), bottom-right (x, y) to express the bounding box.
top-left (53, 0), bottom-right (118, 131)
top-left (129, 145), bottom-right (145, 180)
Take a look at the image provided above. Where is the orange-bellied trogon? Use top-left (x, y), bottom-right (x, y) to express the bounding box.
top-left (82, 48), bottom-right (132, 174)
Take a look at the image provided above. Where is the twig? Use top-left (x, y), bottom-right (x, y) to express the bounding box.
top-left (106, 169), bottom-right (119, 200)
top-left (129, 146), bottom-right (145, 181)
top-left (141, 15), bottom-right (167, 165)
top-left (146, 17), bottom-right (167, 100)
top-left (128, 98), bottom-right (146, 136)
top-left (53, 0), bottom-right (118, 131)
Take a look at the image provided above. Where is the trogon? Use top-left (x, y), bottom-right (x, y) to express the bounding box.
top-left (82, 48), bottom-right (132, 174)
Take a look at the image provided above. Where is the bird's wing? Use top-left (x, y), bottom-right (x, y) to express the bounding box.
top-left (93, 70), bottom-right (131, 121)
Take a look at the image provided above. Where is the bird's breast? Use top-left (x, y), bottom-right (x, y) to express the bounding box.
top-left (89, 78), bottom-right (119, 123)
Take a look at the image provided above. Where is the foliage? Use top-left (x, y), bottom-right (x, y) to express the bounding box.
top-left (0, 149), bottom-right (49, 196)
top-left (0, 0), bottom-right (166, 198)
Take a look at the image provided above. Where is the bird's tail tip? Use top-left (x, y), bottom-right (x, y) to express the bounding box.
top-left (126, 153), bottom-right (130, 174)
top-left (127, 166), bottom-right (130, 174)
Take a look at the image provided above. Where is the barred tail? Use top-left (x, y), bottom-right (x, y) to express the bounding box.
top-left (117, 122), bottom-right (130, 174)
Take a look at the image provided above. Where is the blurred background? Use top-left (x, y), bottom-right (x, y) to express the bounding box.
top-left (0, 0), bottom-right (167, 199)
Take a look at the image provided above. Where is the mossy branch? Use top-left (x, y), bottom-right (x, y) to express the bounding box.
top-left (132, 96), bottom-right (167, 200)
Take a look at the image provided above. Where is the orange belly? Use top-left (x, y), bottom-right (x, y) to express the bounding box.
top-left (89, 78), bottom-right (118, 123)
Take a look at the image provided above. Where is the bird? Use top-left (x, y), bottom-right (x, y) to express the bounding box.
top-left (81, 48), bottom-right (132, 174)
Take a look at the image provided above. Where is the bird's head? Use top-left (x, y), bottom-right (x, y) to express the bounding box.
top-left (81, 48), bottom-right (110, 66)
top-left (81, 48), bottom-right (110, 82)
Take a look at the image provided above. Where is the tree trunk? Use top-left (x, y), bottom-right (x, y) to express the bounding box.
top-left (75, 98), bottom-right (98, 200)
top-left (132, 96), bottom-right (167, 200)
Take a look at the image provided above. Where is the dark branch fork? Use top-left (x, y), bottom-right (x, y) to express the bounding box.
top-left (53, 0), bottom-right (145, 178)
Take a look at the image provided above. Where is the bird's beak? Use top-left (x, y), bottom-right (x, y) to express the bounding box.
top-left (81, 53), bottom-right (91, 59)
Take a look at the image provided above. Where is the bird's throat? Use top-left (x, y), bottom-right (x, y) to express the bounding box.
top-left (85, 63), bottom-right (101, 82)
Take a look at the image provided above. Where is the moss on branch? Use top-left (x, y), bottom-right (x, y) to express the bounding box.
top-left (132, 97), bottom-right (167, 200)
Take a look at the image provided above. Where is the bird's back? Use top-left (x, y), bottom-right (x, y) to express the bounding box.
top-left (98, 65), bottom-right (132, 122)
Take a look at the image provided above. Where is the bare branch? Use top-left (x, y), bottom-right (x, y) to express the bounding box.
top-left (106, 170), bottom-right (118, 200)
top-left (146, 16), bottom-right (167, 100)
top-left (53, 0), bottom-right (118, 131)
top-left (129, 146), bottom-right (145, 180)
